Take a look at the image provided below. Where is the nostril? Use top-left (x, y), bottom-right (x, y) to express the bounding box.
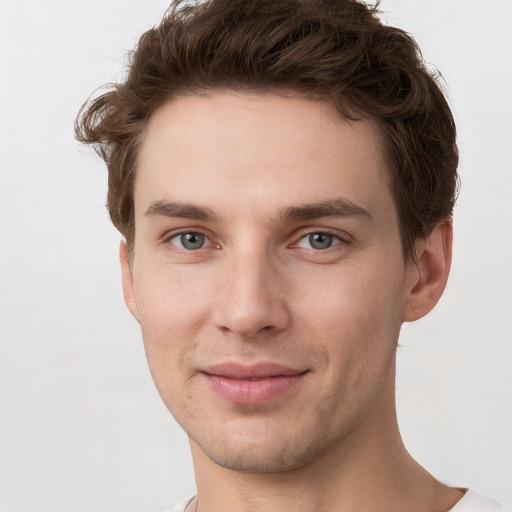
top-left (213, 291), bottom-right (291, 337)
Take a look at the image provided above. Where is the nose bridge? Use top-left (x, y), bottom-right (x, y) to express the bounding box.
top-left (214, 243), bottom-right (290, 337)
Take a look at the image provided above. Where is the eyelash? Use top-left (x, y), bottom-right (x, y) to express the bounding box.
top-left (165, 230), bottom-right (215, 252)
top-left (163, 229), bottom-right (348, 253)
top-left (293, 230), bottom-right (345, 251)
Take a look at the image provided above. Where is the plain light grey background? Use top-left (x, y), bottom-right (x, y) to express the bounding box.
top-left (0, 1), bottom-right (511, 511)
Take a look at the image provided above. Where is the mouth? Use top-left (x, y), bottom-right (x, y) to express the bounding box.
top-left (201, 363), bottom-right (309, 405)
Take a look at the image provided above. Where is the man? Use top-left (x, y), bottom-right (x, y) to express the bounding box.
top-left (75, 0), bottom-right (508, 510)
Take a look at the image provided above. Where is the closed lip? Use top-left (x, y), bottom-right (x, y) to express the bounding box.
top-left (200, 362), bottom-right (309, 404)
top-left (202, 362), bottom-right (308, 379)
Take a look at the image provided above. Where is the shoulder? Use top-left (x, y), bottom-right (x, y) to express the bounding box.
top-left (165, 496), bottom-right (195, 512)
top-left (449, 490), bottom-right (509, 512)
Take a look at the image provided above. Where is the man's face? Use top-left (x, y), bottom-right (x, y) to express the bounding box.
top-left (123, 91), bottom-right (417, 472)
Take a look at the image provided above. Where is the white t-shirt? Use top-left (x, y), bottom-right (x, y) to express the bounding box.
top-left (169, 496), bottom-right (194, 512)
top-left (169, 490), bottom-right (508, 512)
top-left (449, 490), bottom-right (508, 512)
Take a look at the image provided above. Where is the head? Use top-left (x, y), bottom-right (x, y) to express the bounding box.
top-left (75, 0), bottom-right (458, 263)
top-left (75, 0), bottom-right (458, 474)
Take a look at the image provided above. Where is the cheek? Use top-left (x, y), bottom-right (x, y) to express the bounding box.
top-left (133, 266), bottom-right (212, 386)
top-left (135, 262), bottom-right (212, 329)
top-left (297, 260), bottom-right (403, 321)
top-left (293, 260), bottom-right (405, 363)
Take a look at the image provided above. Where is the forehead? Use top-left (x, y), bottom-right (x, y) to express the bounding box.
top-left (136, 91), bottom-right (393, 222)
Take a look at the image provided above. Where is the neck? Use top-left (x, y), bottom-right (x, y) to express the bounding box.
top-left (189, 363), bottom-right (462, 512)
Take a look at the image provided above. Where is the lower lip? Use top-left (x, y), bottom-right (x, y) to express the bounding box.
top-left (202, 373), bottom-right (306, 405)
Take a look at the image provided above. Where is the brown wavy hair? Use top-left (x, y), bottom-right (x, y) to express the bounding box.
top-left (75, 0), bottom-right (458, 261)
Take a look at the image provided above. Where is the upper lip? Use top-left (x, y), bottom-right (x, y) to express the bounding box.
top-left (202, 363), bottom-right (307, 379)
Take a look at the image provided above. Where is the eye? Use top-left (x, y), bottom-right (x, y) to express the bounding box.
top-left (296, 232), bottom-right (341, 250)
top-left (169, 231), bottom-right (211, 251)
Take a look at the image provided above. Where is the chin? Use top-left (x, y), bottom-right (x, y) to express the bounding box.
top-left (205, 446), bottom-right (318, 474)
top-left (190, 424), bottom-right (332, 473)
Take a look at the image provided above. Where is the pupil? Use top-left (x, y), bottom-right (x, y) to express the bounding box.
top-left (309, 232), bottom-right (332, 250)
top-left (181, 232), bottom-right (204, 250)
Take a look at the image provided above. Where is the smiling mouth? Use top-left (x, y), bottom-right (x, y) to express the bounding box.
top-left (201, 363), bottom-right (309, 405)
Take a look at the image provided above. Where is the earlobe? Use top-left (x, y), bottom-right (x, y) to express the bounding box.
top-left (119, 240), bottom-right (139, 321)
top-left (402, 221), bottom-right (453, 323)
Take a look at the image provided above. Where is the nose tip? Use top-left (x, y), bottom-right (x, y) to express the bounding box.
top-left (218, 301), bottom-right (288, 338)
top-left (213, 259), bottom-right (291, 338)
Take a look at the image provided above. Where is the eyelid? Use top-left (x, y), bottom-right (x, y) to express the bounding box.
top-left (163, 228), bottom-right (218, 251)
top-left (291, 227), bottom-right (351, 247)
top-left (160, 226), bottom-right (350, 252)
top-left (172, 232), bottom-right (211, 249)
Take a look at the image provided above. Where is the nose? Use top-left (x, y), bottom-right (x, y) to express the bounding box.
top-left (212, 248), bottom-right (291, 338)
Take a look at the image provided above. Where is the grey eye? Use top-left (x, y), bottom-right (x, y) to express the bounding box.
top-left (171, 232), bottom-right (208, 250)
top-left (308, 232), bottom-right (333, 250)
top-left (296, 232), bottom-right (340, 250)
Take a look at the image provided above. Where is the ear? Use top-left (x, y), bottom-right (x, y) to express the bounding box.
top-left (119, 240), bottom-right (139, 321)
top-left (402, 221), bottom-right (453, 322)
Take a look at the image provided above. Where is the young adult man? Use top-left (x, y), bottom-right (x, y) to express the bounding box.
top-left (75, 1), bottom-right (509, 510)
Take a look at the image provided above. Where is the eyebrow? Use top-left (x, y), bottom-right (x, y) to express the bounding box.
top-left (280, 198), bottom-right (372, 222)
top-left (144, 197), bottom-right (372, 224)
top-left (144, 200), bottom-right (217, 222)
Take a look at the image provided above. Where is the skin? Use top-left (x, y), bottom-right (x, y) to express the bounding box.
top-left (121, 91), bottom-right (461, 511)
